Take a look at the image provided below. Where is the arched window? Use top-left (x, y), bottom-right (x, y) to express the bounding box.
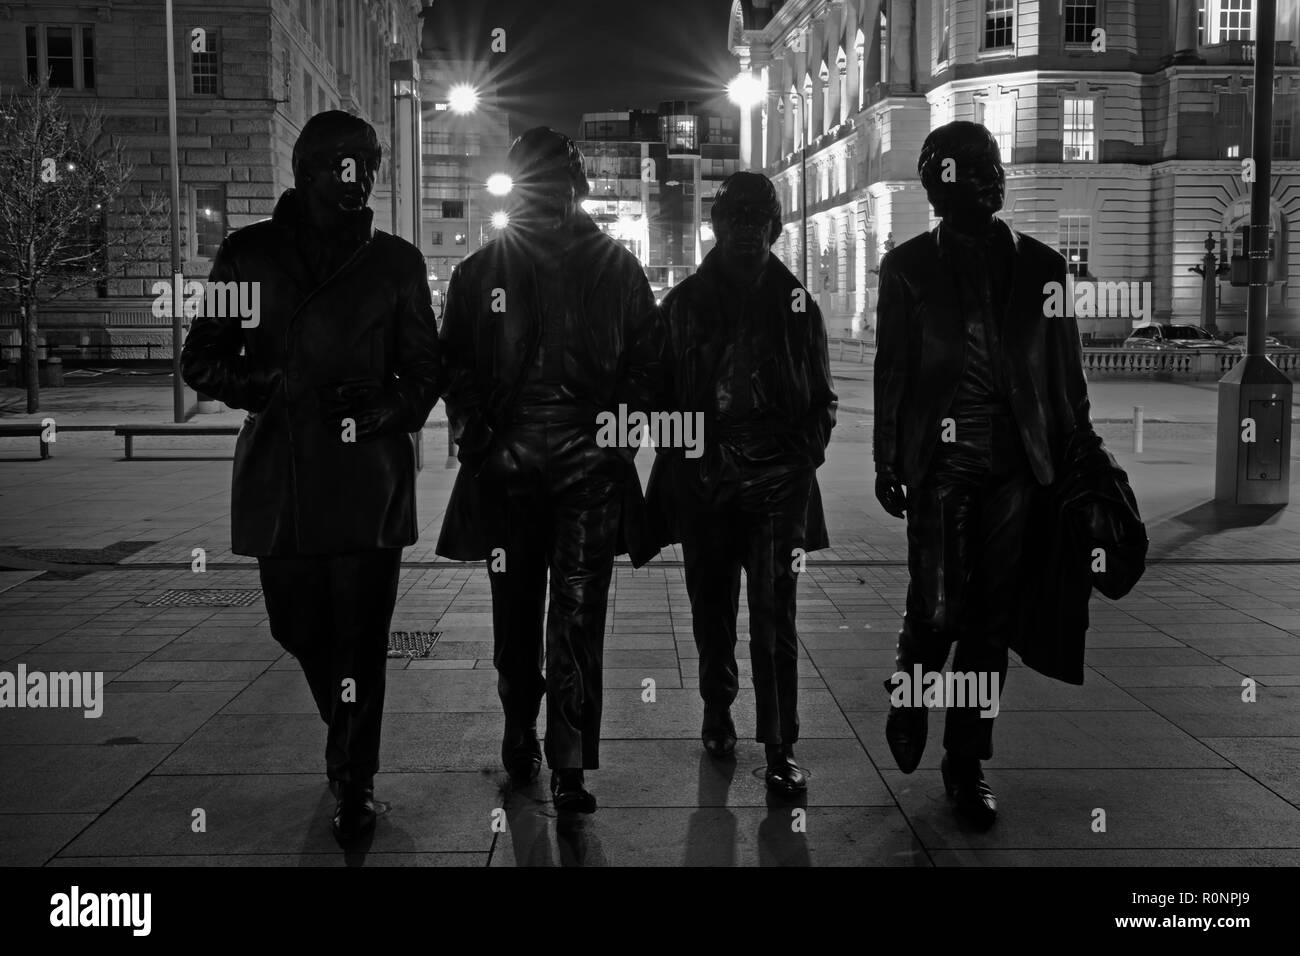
top-left (880, 11), bottom-right (888, 83)
top-left (803, 74), bottom-right (814, 144)
top-left (855, 29), bottom-right (866, 106)
top-left (836, 46), bottom-right (847, 119)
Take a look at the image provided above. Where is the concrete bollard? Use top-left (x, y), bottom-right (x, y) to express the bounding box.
top-left (1133, 405), bottom-right (1144, 454)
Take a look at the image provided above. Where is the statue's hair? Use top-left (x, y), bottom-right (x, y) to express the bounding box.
top-left (917, 120), bottom-right (1000, 195)
top-left (507, 127), bottom-right (591, 200)
top-left (711, 171), bottom-right (783, 244)
top-left (292, 110), bottom-right (381, 190)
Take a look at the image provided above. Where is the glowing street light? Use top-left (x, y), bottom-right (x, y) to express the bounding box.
top-left (725, 72), bottom-right (766, 110)
top-left (490, 210), bottom-right (510, 230)
top-left (447, 83), bottom-right (480, 115)
top-left (486, 173), bottom-right (513, 196)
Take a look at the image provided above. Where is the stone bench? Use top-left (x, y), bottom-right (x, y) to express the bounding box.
top-left (114, 423), bottom-right (240, 459)
top-left (0, 422), bottom-right (54, 459)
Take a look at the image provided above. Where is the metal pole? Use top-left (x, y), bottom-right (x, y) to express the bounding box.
top-left (1246, 0), bottom-right (1276, 358)
top-left (165, 0), bottom-right (184, 422)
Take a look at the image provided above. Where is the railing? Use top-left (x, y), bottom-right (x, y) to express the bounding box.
top-left (1202, 40), bottom-right (1296, 66)
top-left (1083, 348), bottom-right (1300, 379)
top-left (828, 339), bottom-right (1300, 380)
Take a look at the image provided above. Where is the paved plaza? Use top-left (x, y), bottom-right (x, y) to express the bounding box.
top-left (2, 365), bottom-right (1300, 866)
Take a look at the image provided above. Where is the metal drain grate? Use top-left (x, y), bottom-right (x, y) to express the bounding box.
top-left (145, 589), bottom-right (264, 608)
top-left (387, 630), bottom-right (440, 659)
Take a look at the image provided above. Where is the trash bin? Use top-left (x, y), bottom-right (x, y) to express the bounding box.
top-left (40, 356), bottom-right (64, 388)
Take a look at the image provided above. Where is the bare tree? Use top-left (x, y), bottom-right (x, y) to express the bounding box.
top-left (0, 81), bottom-right (167, 412)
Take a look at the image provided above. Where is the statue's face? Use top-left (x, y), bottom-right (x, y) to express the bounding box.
top-left (509, 170), bottom-right (577, 234)
top-left (304, 133), bottom-right (378, 214)
top-left (931, 135), bottom-right (1005, 221)
top-left (714, 201), bottom-right (775, 273)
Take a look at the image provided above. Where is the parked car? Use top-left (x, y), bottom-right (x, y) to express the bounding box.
top-left (1225, 335), bottom-right (1288, 352)
top-left (1122, 324), bottom-right (1221, 350)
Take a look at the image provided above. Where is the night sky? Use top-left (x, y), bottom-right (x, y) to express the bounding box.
top-left (422, 0), bottom-right (741, 134)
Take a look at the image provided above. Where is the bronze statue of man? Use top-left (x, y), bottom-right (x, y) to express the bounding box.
top-left (647, 171), bottom-right (837, 795)
top-left (874, 120), bottom-right (1095, 828)
top-left (436, 128), bottom-right (660, 813)
top-left (182, 111), bottom-right (441, 844)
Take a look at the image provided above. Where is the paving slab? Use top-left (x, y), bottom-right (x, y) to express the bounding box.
top-left (57, 773), bottom-right (500, 858)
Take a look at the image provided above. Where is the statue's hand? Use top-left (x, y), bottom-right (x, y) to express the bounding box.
top-left (875, 473), bottom-right (907, 519)
top-left (245, 366), bottom-right (282, 413)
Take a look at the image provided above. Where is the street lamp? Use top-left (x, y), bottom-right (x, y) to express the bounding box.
top-left (447, 83), bottom-right (479, 115)
top-left (727, 72), bottom-right (809, 286)
top-left (486, 173), bottom-right (512, 197)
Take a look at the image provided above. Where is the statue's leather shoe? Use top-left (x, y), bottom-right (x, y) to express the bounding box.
top-left (550, 769), bottom-right (597, 814)
top-left (502, 723), bottom-right (542, 785)
top-left (332, 781), bottom-right (378, 843)
top-left (940, 753), bottom-right (997, 830)
top-left (884, 678), bottom-right (928, 773)
top-left (702, 706), bottom-right (737, 758)
top-left (764, 744), bottom-right (809, 796)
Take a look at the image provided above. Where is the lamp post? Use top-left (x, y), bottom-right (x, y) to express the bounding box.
top-left (727, 73), bottom-right (809, 286)
top-left (389, 60), bottom-right (422, 249)
top-left (1214, 0), bottom-right (1289, 504)
top-left (164, 0), bottom-right (184, 421)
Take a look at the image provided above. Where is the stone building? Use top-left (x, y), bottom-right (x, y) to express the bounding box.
top-left (728, 0), bottom-right (1300, 340)
top-left (0, 0), bottom-right (422, 358)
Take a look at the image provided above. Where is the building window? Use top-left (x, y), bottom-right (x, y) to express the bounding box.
top-left (855, 29), bottom-right (866, 104)
top-left (1064, 0), bottom-right (1098, 45)
top-left (1200, 0), bottom-right (1257, 44)
top-left (1062, 96), bottom-right (1096, 161)
top-left (1219, 92), bottom-right (1248, 158)
top-left (1059, 215), bottom-right (1091, 277)
top-left (303, 70), bottom-right (313, 121)
top-left (1217, 0), bottom-right (1253, 41)
top-left (977, 96), bottom-right (1016, 161)
top-left (430, 231), bottom-right (443, 246)
top-left (983, 0), bottom-right (1014, 50)
top-left (190, 28), bottom-right (220, 95)
top-left (193, 186), bottom-right (226, 259)
top-left (1274, 95), bottom-right (1295, 159)
top-left (24, 25), bottom-right (95, 90)
top-left (879, 12), bottom-right (888, 83)
top-left (936, 0), bottom-right (952, 62)
top-left (661, 116), bottom-right (697, 151)
top-left (441, 200), bottom-right (465, 219)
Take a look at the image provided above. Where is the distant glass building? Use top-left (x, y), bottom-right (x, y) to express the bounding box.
top-left (579, 102), bottom-right (741, 292)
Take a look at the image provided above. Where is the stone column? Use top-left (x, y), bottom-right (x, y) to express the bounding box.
top-left (737, 51), bottom-right (756, 169)
top-left (778, 53), bottom-right (795, 157)
top-left (750, 48), bottom-right (775, 168)
top-left (1173, 0), bottom-right (1203, 63)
